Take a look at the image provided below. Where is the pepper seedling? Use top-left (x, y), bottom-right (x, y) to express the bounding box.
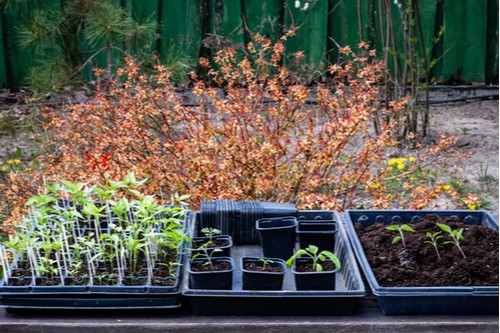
top-left (424, 231), bottom-right (443, 260)
top-left (385, 224), bottom-right (415, 248)
top-left (437, 223), bottom-right (466, 258)
top-left (286, 245), bottom-right (341, 272)
top-left (257, 258), bottom-right (274, 271)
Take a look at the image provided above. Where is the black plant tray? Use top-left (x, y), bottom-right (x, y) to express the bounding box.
top-left (0, 265), bottom-right (186, 310)
top-left (182, 211), bottom-right (365, 315)
top-left (0, 212), bottom-right (192, 310)
top-left (344, 210), bottom-right (499, 315)
top-left (0, 293), bottom-right (181, 309)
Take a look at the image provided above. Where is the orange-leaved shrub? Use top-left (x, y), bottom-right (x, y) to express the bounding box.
top-left (0, 33), bottom-right (468, 234)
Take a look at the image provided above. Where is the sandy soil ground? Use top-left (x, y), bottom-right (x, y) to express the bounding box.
top-left (429, 100), bottom-right (499, 217)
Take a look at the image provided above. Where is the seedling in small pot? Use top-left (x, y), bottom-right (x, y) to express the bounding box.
top-left (424, 231), bottom-right (443, 260)
top-left (437, 223), bottom-right (467, 258)
top-left (191, 245), bottom-right (222, 271)
top-left (258, 258), bottom-right (274, 271)
top-left (286, 245), bottom-right (341, 272)
top-left (385, 224), bottom-right (415, 248)
top-left (200, 227), bottom-right (221, 244)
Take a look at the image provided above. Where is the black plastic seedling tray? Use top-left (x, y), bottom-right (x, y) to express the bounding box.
top-left (344, 210), bottom-right (499, 315)
top-left (0, 212), bottom-right (192, 310)
top-left (182, 211), bottom-right (365, 315)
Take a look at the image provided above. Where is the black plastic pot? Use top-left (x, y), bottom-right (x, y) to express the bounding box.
top-left (292, 258), bottom-right (338, 290)
top-left (189, 257), bottom-right (233, 290)
top-left (191, 235), bottom-right (233, 257)
top-left (256, 216), bottom-right (297, 260)
top-left (241, 257), bottom-right (286, 290)
top-left (297, 220), bottom-right (337, 252)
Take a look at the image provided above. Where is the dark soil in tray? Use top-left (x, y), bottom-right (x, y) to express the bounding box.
top-left (151, 277), bottom-right (175, 286)
top-left (295, 261), bottom-right (336, 272)
top-left (191, 261), bottom-right (232, 272)
top-left (355, 214), bottom-right (499, 287)
top-left (193, 238), bottom-right (230, 249)
top-left (243, 262), bottom-right (284, 273)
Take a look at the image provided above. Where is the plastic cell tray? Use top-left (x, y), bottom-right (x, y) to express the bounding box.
top-left (343, 210), bottom-right (499, 315)
top-left (0, 212), bottom-right (192, 310)
top-left (182, 211), bottom-right (366, 315)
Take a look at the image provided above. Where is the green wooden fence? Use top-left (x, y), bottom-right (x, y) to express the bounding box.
top-left (0, 0), bottom-right (497, 89)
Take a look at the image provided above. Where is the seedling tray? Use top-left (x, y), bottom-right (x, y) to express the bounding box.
top-left (0, 212), bottom-right (192, 310)
top-left (182, 211), bottom-right (365, 315)
top-left (344, 210), bottom-right (499, 315)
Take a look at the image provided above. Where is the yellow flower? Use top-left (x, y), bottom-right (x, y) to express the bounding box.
top-left (6, 160), bottom-right (14, 164)
top-left (397, 163), bottom-right (405, 170)
top-left (443, 185), bottom-right (451, 190)
top-left (389, 157), bottom-right (407, 166)
top-left (386, 194), bottom-right (393, 199)
top-left (468, 204), bottom-right (477, 210)
top-left (408, 156), bottom-right (416, 162)
top-left (1, 166), bottom-right (8, 171)
top-left (13, 159), bottom-right (21, 164)
top-left (395, 177), bottom-right (400, 181)
top-left (372, 182), bottom-right (381, 189)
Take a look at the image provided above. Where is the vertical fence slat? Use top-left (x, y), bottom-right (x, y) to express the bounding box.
top-left (486, 0), bottom-right (498, 84)
top-left (430, 0), bottom-right (444, 82)
top-left (158, 1), bottom-right (204, 65)
top-left (0, 14), bottom-right (8, 89)
top-left (418, 0), bottom-right (437, 65)
top-left (284, 0), bottom-right (329, 77)
top-left (242, 0), bottom-right (283, 40)
top-left (461, 0), bottom-right (487, 83)
top-left (3, 3), bottom-right (34, 88)
top-left (443, 0), bottom-right (487, 83)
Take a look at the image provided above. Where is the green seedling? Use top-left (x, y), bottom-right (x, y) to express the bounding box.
top-left (191, 246), bottom-right (222, 271)
top-left (1, 173), bottom-right (188, 289)
top-left (201, 227), bottom-right (221, 243)
top-left (286, 245), bottom-right (341, 272)
top-left (385, 224), bottom-right (415, 248)
top-left (437, 223), bottom-right (466, 258)
top-left (257, 258), bottom-right (274, 271)
top-left (424, 231), bottom-right (443, 260)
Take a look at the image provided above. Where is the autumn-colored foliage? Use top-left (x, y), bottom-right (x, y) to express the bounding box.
top-left (0, 32), bottom-right (474, 234)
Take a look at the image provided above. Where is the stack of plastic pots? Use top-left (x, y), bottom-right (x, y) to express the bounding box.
top-left (200, 200), bottom-right (298, 244)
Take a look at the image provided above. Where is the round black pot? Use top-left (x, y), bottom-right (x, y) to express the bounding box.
top-left (292, 258), bottom-right (339, 290)
top-left (241, 257), bottom-right (286, 290)
top-left (256, 216), bottom-right (297, 260)
top-left (189, 257), bottom-right (234, 290)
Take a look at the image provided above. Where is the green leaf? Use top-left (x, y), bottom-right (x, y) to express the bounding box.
top-left (321, 251), bottom-right (341, 270)
top-left (385, 225), bottom-right (399, 231)
top-left (15, 147), bottom-right (22, 157)
top-left (401, 224), bottom-right (415, 232)
top-left (391, 236), bottom-right (401, 245)
top-left (437, 223), bottom-right (452, 234)
top-left (286, 249), bottom-right (309, 267)
top-left (305, 245), bottom-right (319, 255)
